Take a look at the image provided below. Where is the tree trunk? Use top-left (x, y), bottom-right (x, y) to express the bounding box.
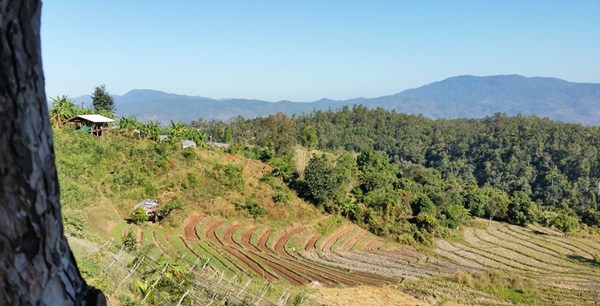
top-left (0, 1), bottom-right (104, 305)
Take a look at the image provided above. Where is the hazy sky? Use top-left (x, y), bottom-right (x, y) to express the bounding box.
top-left (42, 1), bottom-right (600, 101)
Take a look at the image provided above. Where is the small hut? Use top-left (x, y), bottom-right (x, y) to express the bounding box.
top-left (182, 140), bottom-right (197, 148)
top-left (65, 114), bottom-right (115, 136)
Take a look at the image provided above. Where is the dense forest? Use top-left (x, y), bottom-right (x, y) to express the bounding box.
top-left (192, 106), bottom-right (600, 243)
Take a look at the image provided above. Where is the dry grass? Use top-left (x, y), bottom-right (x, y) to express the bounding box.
top-left (310, 286), bottom-right (429, 306)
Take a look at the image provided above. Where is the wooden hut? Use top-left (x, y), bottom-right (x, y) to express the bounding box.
top-left (65, 114), bottom-right (114, 136)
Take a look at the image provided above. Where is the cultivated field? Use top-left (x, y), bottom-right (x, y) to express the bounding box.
top-left (111, 215), bottom-right (600, 305)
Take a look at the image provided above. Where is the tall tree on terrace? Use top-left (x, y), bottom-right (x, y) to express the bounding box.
top-left (92, 84), bottom-right (115, 114)
top-left (0, 1), bottom-right (105, 304)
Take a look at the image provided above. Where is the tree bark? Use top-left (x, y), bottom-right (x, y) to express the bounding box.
top-left (0, 1), bottom-right (105, 305)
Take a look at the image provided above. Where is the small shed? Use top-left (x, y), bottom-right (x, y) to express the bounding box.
top-left (65, 114), bottom-right (115, 136)
top-left (182, 140), bottom-right (197, 148)
top-left (207, 142), bottom-right (230, 149)
top-left (132, 199), bottom-right (161, 221)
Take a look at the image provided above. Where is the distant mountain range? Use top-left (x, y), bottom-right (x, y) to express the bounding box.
top-left (70, 75), bottom-right (600, 125)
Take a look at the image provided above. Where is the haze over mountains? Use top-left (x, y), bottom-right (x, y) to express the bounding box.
top-left (72, 75), bottom-right (600, 125)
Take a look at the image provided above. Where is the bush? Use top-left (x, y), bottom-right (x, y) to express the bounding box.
top-left (416, 212), bottom-right (437, 233)
top-left (131, 207), bottom-right (149, 224)
top-left (235, 199), bottom-right (267, 217)
top-left (159, 199), bottom-right (183, 220)
top-left (62, 210), bottom-right (88, 238)
top-left (122, 230), bottom-right (137, 251)
top-left (272, 192), bottom-right (290, 205)
top-left (206, 163), bottom-right (244, 192)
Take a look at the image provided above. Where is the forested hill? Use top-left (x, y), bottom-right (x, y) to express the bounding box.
top-left (365, 75), bottom-right (600, 124)
top-left (193, 108), bottom-right (600, 231)
top-left (71, 75), bottom-right (600, 125)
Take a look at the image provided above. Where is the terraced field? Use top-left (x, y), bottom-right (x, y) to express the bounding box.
top-left (433, 220), bottom-right (600, 305)
top-left (114, 216), bottom-right (600, 305)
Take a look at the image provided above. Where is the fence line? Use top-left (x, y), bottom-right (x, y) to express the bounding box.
top-left (90, 239), bottom-right (314, 305)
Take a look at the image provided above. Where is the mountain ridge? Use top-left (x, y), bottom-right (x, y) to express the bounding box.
top-left (69, 75), bottom-right (600, 125)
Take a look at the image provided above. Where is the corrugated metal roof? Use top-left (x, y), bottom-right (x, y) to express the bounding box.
top-left (69, 114), bottom-right (115, 123)
top-left (182, 140), bottom-right (197, 148)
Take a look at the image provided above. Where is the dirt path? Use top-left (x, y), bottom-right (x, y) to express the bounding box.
top-left (183, 213), bottom-right (204, 240)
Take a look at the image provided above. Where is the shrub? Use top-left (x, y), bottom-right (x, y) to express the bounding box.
top-left (272, 192), bottom-right (290, 205)
top-left (131, 207), bottom-right (149, 224)
top-left (159, 199), bottom-right (183, 220)
top-left (206, 163), bottom-right (244, 192)
top-left (62, 210), bottom-right (88, 238)
top-left (235, 199), bottom-right (267, 217)
top-left (122, 230), bottom-right (137, 251)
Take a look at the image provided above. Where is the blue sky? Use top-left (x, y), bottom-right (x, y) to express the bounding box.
top-left (42, 1), bottom-right (600, 101)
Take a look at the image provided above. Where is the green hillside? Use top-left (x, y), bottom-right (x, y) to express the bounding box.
top-left (53, 109), bottom-right (600, 305)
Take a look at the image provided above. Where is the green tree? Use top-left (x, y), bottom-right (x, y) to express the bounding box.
top-left (49, 95), bottom-right (78, 128)
top-left (299, 125), bottom-right (319, 148)
top-left (507, 191), bottom-right (537, 226)
top-left (304, 155), bottom-right (341, 206)
top-left (92, 84), bottom-right (115, 114)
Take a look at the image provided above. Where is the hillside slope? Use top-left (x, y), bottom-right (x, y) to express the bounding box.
top-left (55, 129), bottom-right (600, 305)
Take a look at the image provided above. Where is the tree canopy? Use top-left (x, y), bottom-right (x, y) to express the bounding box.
top-left (92, 84), bottom-right (115, 114)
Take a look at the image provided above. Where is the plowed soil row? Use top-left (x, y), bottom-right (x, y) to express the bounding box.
top-left (239, 226), bottom-right (261, 252)
top-left (152, 231), bottom-right (176, 258)
top-left (204, 220), bottom-right (278, 282)
top-left (298, 226), bottom-right (402, 284)
top-left (339, 231), bottom-right (366, 251)
top-left (223, 224), bottom-right (317, 286)
top-left (183, 213), bottom-right (204, 240)
top-left (267, 226), bottom-right (365, 286)
top-left (257, 228), bottom-right (273, 250)
top-left (319, 226), bottom-right (354, 252)
top-left (270, 226), bottom-right (394, 286)
top-left (223, 224), bottom-right (318, 285)
top-left (363, 240), bottom-right (384, 251)
top-left (304, 234), bottom-right (318, 252)
top-left (193, 222), bottom-right (251, 275)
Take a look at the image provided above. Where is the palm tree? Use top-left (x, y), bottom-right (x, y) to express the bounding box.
top-left (49, 95), bottom-right (77, 128)
top-left (140, 121), bottom-right (162, 141)
top-left (340, 197), bottom-right (357, 220)
top-left (117, 116), bottom-right (141, 137)
top-left (167, 121), bottom-right (187, 141)
top-left (184, 128), bottom-right (207, 147)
